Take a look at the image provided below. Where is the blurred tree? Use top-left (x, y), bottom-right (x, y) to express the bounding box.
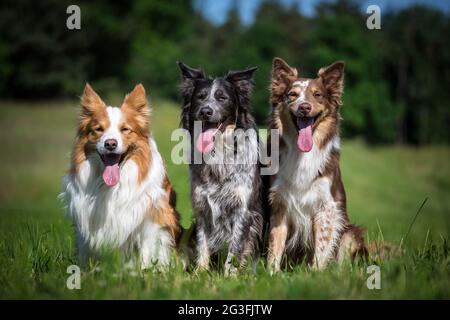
top-left (382, 6), bottom-right (450, 144)
top-left (309, 0), bottom-right (396, 143)
top-left (0, 0), bottom-right (448, 144)
top-left (80, 0), bottom-right (133, 94)
top-left (126, 0), bottom-right (198, 99)
top-left (234, 0), bottom-right (309, 122)
top-left (0, 0), bottom-right (89, 97)
top-left (0, 0), bottom-right (133, 98)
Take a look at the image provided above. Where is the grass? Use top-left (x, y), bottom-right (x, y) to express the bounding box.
top-left (0, 99), bottom-right (449, 299)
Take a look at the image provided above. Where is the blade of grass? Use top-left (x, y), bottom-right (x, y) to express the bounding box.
top-left (403, 197), bottom-right (428, 245)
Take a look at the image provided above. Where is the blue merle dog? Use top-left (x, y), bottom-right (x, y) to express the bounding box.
top-left (177, 61), bottom-right (265, 275)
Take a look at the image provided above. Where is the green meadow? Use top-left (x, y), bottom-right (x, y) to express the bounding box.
top-left (0, 100), bottom-right (449, 299)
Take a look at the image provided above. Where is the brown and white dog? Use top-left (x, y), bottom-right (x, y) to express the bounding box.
top-left (267, 58), bottom-right (367, 271)
top-left (61, 84), bottom-right (181, 269)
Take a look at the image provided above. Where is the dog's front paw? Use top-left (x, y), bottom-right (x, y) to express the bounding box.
top-left (312, 256), bottom-right (328, 271)
top-left (268, 263), bottom-right (280, 276)
top-left (224, 263), bottom-right (238, 277)
top-left (193, 263), bottom-right (210, 276)
top-left (267, 256), bottom-right (281, 275)
top-left (224, 253), bottom-right (240, 277)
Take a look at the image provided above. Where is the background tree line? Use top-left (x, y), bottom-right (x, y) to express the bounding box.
top-left (0, 0), bottom-right (449, 144)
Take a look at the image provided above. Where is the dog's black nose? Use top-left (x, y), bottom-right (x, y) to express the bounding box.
top-left (298, 103), bottom-right (312, 115)
top-left (199, 106), bottom-right (213, 119)
top-left (104, 139), bottom-right (118, 151)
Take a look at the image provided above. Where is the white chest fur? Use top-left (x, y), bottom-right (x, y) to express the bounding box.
top-left (61, 139), bottom-right (168, 252)
top-left (270, 132), bottom-right (340, 247)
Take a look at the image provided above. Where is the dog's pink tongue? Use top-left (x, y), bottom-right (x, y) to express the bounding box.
top-left (102, 164), bottom-right (120, 187)
top-left (196, 128), bottom-right (218, 153)
top-left (101, 154), bottom-right (121, 187)
top-left (297, 117), bottom-right (314, 152)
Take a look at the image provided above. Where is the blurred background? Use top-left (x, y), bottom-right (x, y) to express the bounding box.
top-left (0, 0), bottom-right (449, 144)
top-left (0, 0), bottom-right (449, 299)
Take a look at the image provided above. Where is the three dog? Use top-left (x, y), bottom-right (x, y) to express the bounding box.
top-left (62, 58), bottom-right (367, 272)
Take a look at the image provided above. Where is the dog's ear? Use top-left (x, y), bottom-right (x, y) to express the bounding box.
top-left (78, 83), bottom-right (107, 134)
top-left (176, 61), bottom-right (205, 129)
top-left (177, 61), bottom-right (205, 99)
top-left (225, 67), bottom-right (257, 110)
top-left (318, 61), bottom-right (345, 107)
top-left (225, 67), bottom-right (258, 83)
top-left (80, 83), bottom-right (106, 116)
top-left (271, 58), bottom-right (298, 99)
top-left (225, 67), bottom-right (257, 92)
top-left (272, 57), bottom-right (297, 78)
top-left (177, 61), bottom-right (205, 80)
top-left (121, 84), bottom-right (150, 132)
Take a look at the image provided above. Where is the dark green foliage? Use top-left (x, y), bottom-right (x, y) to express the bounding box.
top-left (0, 0), bottom-right (448, 144)
top-left (381, 6), bottom-right (450, 144)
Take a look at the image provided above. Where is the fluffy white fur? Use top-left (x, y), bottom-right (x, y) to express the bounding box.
top-left (61, 134), bottom-right (173, 269)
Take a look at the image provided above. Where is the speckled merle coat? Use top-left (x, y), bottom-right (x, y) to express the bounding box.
top-left (177, 61), bottom-right (265, 274)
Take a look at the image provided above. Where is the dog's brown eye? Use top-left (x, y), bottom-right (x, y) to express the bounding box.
top-left (288, 92), bottom-right (298, 99)
top-left (314, 92), bottom-right (322, 98)
top-left (94, 126), bottom-right (103, 133)
top-left (121, 127), bottom-right (131, 133)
